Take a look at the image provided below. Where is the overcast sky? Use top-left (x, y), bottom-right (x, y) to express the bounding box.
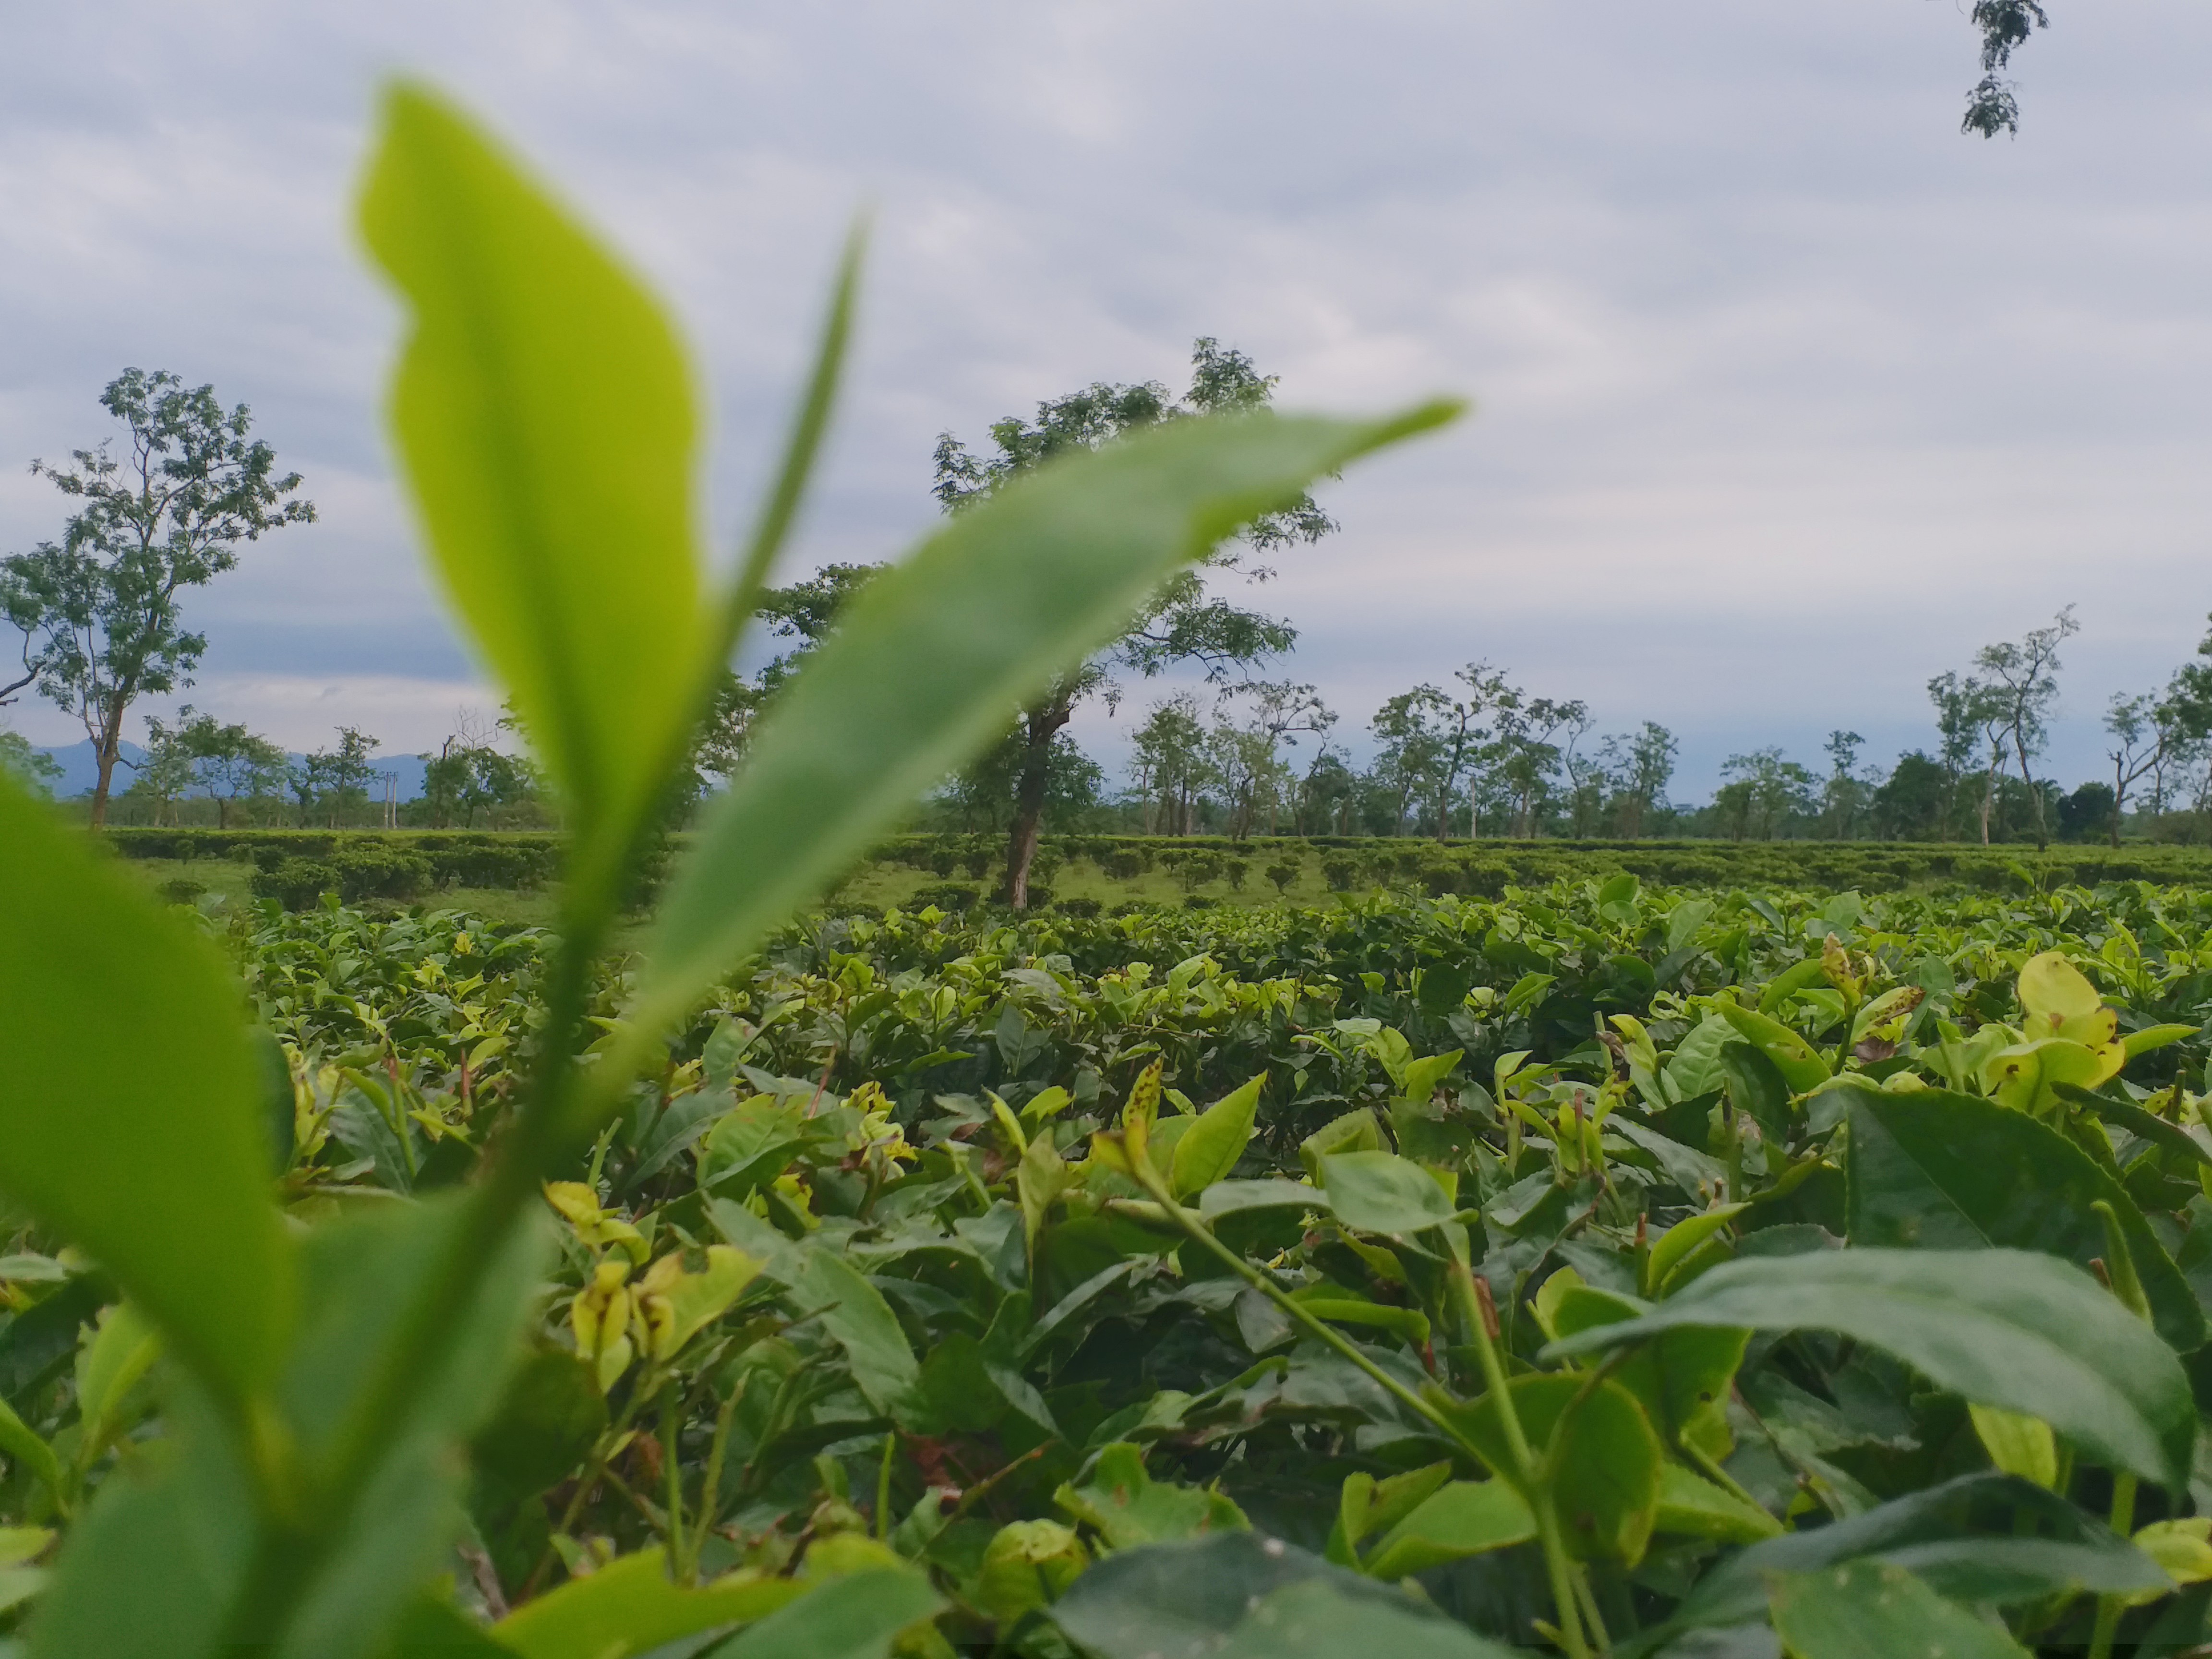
top-left (5, 2), bottom-right (2211, 797)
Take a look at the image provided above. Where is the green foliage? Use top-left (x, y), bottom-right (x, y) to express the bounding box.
top-left (0, 731), bottom-right (63, 796)
top-left (144, 866), bottom-right (2212, 1652)
top-left (24, 57), bottom-right (2212, 1659)
top-left (637, 401), bottom-right (1448, 1039)
top-left (30, 838), bottom-right (2212, 1654)
top-left (1962, 1), bottom-right (2050, 139)
top-left (108, 827), bottom-right (565, 894)
top-left (0, 79), bottom-right (1440, 1658)
top-left (1546, 1248), bottom-right (2195, 1492)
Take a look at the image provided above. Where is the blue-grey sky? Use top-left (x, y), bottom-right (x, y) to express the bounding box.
top-left (4, 2), bottom-right (2210, 798)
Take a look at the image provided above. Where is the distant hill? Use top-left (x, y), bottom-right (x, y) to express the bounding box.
top-left (35, 740), bottom-right (146, 797)
top-left (34, 739), bottom-right (428, 802)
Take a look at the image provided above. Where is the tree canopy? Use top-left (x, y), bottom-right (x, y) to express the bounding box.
top-left (1962, 1), bottom-right (2050, 138)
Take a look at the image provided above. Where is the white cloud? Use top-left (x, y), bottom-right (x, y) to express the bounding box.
top-left (5, 1), bottom-right (2212, 798)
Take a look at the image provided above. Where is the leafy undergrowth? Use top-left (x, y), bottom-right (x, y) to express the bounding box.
top-left (7, 877), bottom-right (2212, 1654)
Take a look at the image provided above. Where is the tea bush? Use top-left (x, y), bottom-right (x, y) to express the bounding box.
top-left (127, 871), bottom-right (2212, 1655)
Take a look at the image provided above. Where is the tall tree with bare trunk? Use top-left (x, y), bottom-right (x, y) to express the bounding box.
top-left (1, 370), bottom-right (313, 823)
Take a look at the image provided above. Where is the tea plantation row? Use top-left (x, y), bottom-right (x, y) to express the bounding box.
top-left (101, 825), bottom-right (2212, 915)
top-left (6, 874), bottom-right (2204, 1652)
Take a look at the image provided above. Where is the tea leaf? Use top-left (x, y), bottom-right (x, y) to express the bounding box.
top-left (1644, 1203), bottom-right (1748, 1298)
top-left (1767, 1560), bottom-right (2029, 1659)
top-left (1843, 1084), bottom-right (2204, 1353)
top-left (1359, 1481), bottom-right (1536, 1579)
top-left (1542, 1248), bottom-right (2197, 1492)
top-left (1319, 1151), bottom-right (1454, 1235)
top-left (1449, 1374), bottom-right (1663, 1565)
top-left (641, 402), bottom-right (1457, 1028)
top-left (1969, 1405), bottom-right (2058, 1490)
top-left (1054, 1443), bottom-right (1247, 1549)
top-left (973, 1520), bottom-right (1088, 1625)
top-left (1169, 1073), bottom-right (1264, 1198)
top-left (174, 1195), bottom-right (555, 1659)
top-left (1653, 1463), bottom-right (1783, 1544)
top-left (1715, 1003), bottom-right (1830, 1092)
top-left (0, 777), bottom-right (292, 1404)
top-left (1330, 1463), bottom-right (1452, 1563)
top-left (0, 1398), bottom-right (59, 1502)
top-left (710, 1566), bottom-right (942, 1659)
top-left (1050, 1532), bottom-right (1363, 1658)
top-left (28, 1386), bottom-right (255, 1659)
top-left (1214, 1577), bottom-right (1516, 1659)
top-left (1651, 1471), bottom-right (2168, 1639)
top-left (772, 1241), bottom-right (918, 1419)
top-left (492, 1547), bottom-right (800, 1659)
top-left (360, 84), bottom-right (706, 877)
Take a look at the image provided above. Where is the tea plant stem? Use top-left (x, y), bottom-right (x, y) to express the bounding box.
top-left (661, 1379), bottom-right (685, 1574)
top-left (1125, 1147), bottom-right (1589, 1659)
top-left (598, 1458), bottom-right (668, 1531)
top-left (1571, 1564), bottom-right (1612, 1654)
top-left (689, 1375), bottom-right (747, 1578)
top-left (876, 1431), bottom-right (896, 1542)
top-left (1448, 1257), bottom-right (1591, 1659)
top-left (2087, 1471), bottom-right (2138, 1659)
top-left (1683, 1441), bottom-right (1767, 1517)
top-left (523, 1461), bottom-right (605, 1603)
top-left (1443, 1262), bottom-right (1532, 1470)
top-left (1124, 1159), bottom-right (1453, 1443)
top-left (527, 1358), bottom-right (682, 1603)
top-left (937, 1448), bottom-right (1043, 1527)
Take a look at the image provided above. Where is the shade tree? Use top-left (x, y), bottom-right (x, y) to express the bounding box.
top-left (690, 561), bottom-right (883, 789)
top-left (130, 709), bottom-right (202, 825)
top-left (181, 712), bottom-right (287, 829)
top-left (1972, 605), bottom-right (2078, 851)
top-left (289, 725), bottom-right (382, 828)
top-left (1597, 721), bottom-right (1678, 839)
top-left (1205, 680), bottom-right (1334, 838)
top-left (0, 369), bottom-right (313, 824)
top-left (931, 726), bottom-right (1104, 838)
top-left (1713, 747), bottom-right (1820, 842)
top-left (1126, 692), bottom-right (1213, 836)
top-left (934, 339), bottom-right (1334, 905)
top-left (421, 715), bottom-right (536, 829)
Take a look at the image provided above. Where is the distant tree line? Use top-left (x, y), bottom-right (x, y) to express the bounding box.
top-left (13, 349), bottom-right (2212, 892)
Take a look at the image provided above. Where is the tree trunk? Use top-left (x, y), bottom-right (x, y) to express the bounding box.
top-left (88, 703), bottom-right (127, 828)
top-left (999, 703), bottom-right (1071, 908)
top-left (2015, 729), bottom-right (2047, 851)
